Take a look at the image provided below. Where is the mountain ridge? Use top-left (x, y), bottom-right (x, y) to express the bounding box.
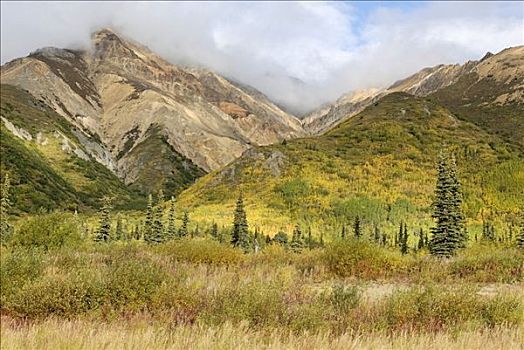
top-left (1, 28), bottom-right (305, 198)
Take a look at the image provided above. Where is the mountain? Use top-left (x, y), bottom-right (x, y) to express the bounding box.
top-left (177, 92), bottom-right (523, 233)
top-left (1, 28), bottom-right (304, 200)
top-left (0, 84), bottom-right (144, 212)
top-left (430, 46), bottom-right (524, 149)
top-left (303, 46), bottom-right (523, 137)
top-left (302, 88), bottom-right (382, 134)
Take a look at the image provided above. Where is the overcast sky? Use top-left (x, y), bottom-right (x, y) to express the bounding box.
top-left (1, 1), bottom-right (523, 114)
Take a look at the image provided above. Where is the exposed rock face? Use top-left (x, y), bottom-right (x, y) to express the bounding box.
top-left (302, 88), bottom-right (382, 134)
top-left (303, 46), bottom-right (523, 135)
top-left (1, 28), bottom-right (304, 192)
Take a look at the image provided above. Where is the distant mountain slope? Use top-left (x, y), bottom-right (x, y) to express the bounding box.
top-left (303, 46), bottom-right (523, 137)
top-left (0, 84), bottom-right (144, 212)
top-left (431, 46), bottom-right (524, 149)
top-left (1, 28), bottom-right (304, 196)
top-left (178, 92), bottom-right (524, 233)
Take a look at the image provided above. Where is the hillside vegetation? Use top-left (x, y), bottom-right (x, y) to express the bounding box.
top-left (178, 92), bottom-right (524, 237)
top-left (0, 84), bottom-right (144, 212)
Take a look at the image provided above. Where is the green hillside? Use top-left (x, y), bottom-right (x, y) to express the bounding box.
top-left (0, 84), bottom-right (144, 213)
top-left (121, 124), bottom-right (206, 196)
top-left (178, 92), bottom-right (524, 236)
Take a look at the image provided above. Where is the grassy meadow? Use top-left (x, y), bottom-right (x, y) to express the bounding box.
top-left (1, 211), bottom-right (523, 349)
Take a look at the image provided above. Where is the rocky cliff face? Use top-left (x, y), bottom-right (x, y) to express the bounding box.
top-left (303, 46), bottom-right (523, 135)
top-left (1, 28), bottom-right (304, 194)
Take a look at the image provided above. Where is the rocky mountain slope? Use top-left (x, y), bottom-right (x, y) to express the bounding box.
top-left (0, 84), bottom-right (144, 212)
top-left (303, 46), bottom-right (523, 136)
top-left (1, 28), bottom-right (304, 198)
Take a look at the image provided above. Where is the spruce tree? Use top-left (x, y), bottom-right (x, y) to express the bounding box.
top-left (231, 193), bottom-right (250, 251)
top-left (0, 173), bottom-right (13, 245)
top-left (417, 228), bottom-right (425, 250)
top-left (151, 191), bottom-right (165, 243)
top-left (482, 220), bottom-right (496, 242)
top-left (354, 215), bottom-right (362, 239)
top-left (373, 224), bottom-right (381, 243)
top-left (400, 222), bottom-right (409, 255)
top-left (517, 212), bottom-right (524, 249)
top-left (308, 227), bottom-right (313, 250)
top-left (211, 222), bottom-right (219, 240)
top-left (290, 224), bottom-right (305, 252)
top-left (448, 154), bottom-right (467, 247)
top-left (253, 227), bottom-right (261, 253)
top-left (144, 194), bottom-right (155, 243)
top-left (429, 151), bottom-right (465, 257)
top-left (381, 233), bottom-right (387, 246)
top-left (94, 197), bottom-right (112, 242)
top-left (179, 210), bottom-right (189, 238)
top-left (134, 222), bottom-right (142, 240)
top-left (167, 197), bottom-right (176, 240)
top-left (115, 215), bottom-right (123, 240)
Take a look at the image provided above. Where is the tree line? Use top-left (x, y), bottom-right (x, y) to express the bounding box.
top-left (1, 149), bottom-right (524, 255)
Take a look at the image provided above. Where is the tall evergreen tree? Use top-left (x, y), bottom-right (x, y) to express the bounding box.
top-left (144, 194), bottom-right (155, 243)
top-left (166, 197), bottom-right (176, 240)
top-left (448, 154), bottom-right (467, 247)
top-left (94, 197), bottom-right (112, 242)
top-left (0, 173), bottom-right (13, 245)
top-left (400, 222), bottom-right (409, 255)
top-left (231, 192), bottom-right (250, 251)
top-left (151, 191), bottom-right (165, 243)
top-left (353, 215), bottom-right (362, 239)
top-left (429, 151), bottom-right (465, 257)
top-left (179, 210), bottom-right (189, 238)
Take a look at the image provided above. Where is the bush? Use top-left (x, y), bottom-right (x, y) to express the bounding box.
top-left (327, 283), bottom-right (361, 314)
top-left (0, 249), bottom-right (44, 306)
top-left (450, 245), bottom-right (524, 282)
top-left (104, 253), bottom-right (167, 311)
top-left (376, 285), bottom-right (523, 332)
top-left (156, 239), bottom-right (245, 265)
top-left (11, 212), bottom-right (82, 250)
top-left (204, 280), bottom-right (286, 328)
top-left (7, 270), bottom-right (104, 318)
top-left (324, 240), bottom-right (406, 279)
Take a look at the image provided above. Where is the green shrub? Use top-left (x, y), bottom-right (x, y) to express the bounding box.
top-left (377, 285), bottom-right (523, 332)
top-left (11, 212), bottom-right (82, 250)
top-left (324, 240), bottom-right (406, 279)
top-left (0, 249), bottom-right (44, 306)
top-left (450, 245), bottom-right (524, 282)
top-left (7, 270), bottom-right (103, 318)
top-left (104, 253), bottom-right (167, 311)
top-left (157, 239), bottom-right (245, 265)
top-left (327, 283), bottom-right (361, 314)
top-left (204, 280), bottom-right (286, 327)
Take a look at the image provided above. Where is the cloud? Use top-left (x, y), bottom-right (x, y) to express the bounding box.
top-left (1, 1), bottom-right (522, 115)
